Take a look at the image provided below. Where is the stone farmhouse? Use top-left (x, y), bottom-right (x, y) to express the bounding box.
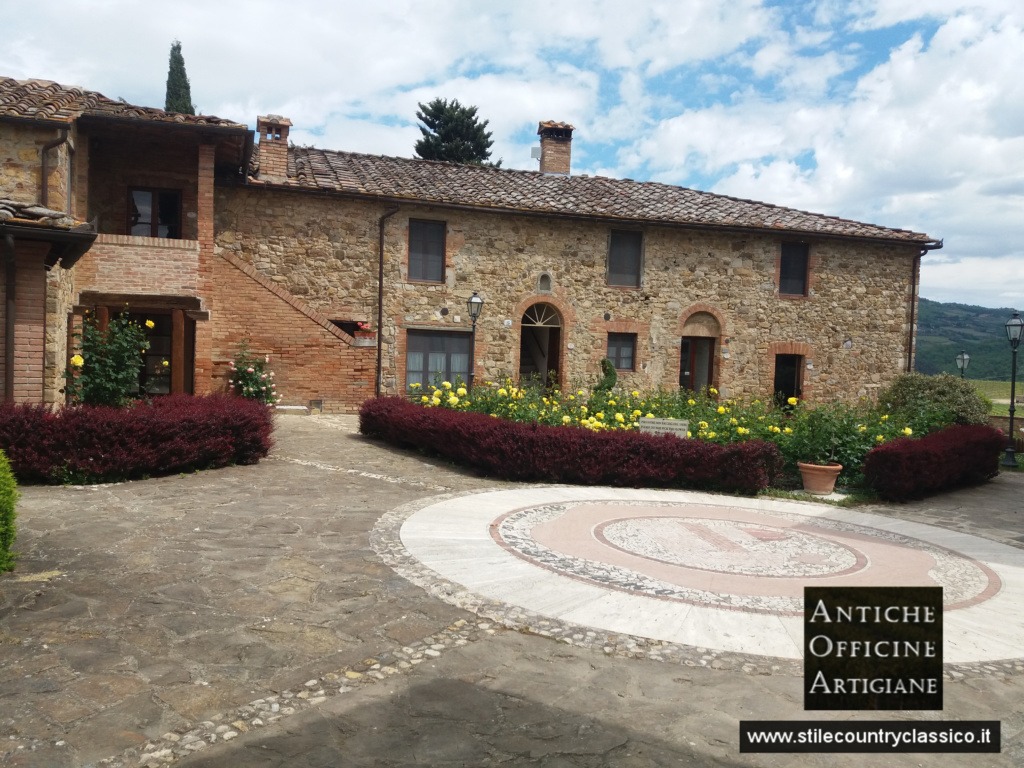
top-left (0, 75), bottom-right (942, 412)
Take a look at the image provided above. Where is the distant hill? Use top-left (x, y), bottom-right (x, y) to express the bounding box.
top-left (915, 298), bottom-right (1020, 380)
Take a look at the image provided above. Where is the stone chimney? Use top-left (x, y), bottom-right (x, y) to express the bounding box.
top-left (256, 115), bottom-right (292, 183)
top-left (537, 121), bottom-right (574, 175)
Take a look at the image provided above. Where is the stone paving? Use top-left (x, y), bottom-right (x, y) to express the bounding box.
top-left (0, 414), bottom-right (1022, 767)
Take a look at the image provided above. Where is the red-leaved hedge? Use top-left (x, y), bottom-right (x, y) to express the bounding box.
top-left (359, 397), bottom-right (782, 495)
top-left (862, 424), bottom-right (1006, 502)
top-left (0, 395), bottom-right (273, 484)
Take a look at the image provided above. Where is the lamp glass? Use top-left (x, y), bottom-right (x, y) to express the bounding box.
top-left (1006, 312), bottom-right (1023, 347)
top-left (467, 292), bottom-right (484, 321)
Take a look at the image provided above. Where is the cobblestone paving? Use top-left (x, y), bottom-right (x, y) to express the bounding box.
top-left (1, 415), bottom-right (1022, 767)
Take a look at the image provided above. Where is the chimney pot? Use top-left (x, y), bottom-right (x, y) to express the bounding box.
top-left (256, 115), bottom-right (293, 183)
top-left (537, 121), bottom-right (574, 175)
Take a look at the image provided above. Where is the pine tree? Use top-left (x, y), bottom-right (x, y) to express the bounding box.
top-left (414, 98), bottom-right (500, 166)
top-left (164, 40), bottom-right (195, 115)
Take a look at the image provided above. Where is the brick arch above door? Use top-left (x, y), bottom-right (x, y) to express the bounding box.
top-left (677, 303), bottom-right (727, 337)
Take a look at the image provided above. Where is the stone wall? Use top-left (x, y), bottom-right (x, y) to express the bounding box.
top-left (44, 263), bottom-right (75, 404)
top-left (0, 122), bottom-right (73, 210)
top-left (215, 185), bottom-right (920, 407)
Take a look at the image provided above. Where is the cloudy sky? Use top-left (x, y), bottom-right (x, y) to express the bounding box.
top-left (4, 1), bottom-right (1022, 310)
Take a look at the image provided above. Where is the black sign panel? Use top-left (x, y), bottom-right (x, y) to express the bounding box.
top-left (804, 587), bottom-right (943, 710)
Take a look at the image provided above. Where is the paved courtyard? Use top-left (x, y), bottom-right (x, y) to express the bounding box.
top-left (1, 414), bottom-right (1022, 767)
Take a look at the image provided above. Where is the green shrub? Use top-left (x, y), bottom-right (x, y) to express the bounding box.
top-left (878, 373), bottom-right (991, 433)
top-left (0, 449), bottom-right (19, 572)
top-left (594, 358), bottom-right (617, 393)
top-left (65, 311), bottom-right (150, 407)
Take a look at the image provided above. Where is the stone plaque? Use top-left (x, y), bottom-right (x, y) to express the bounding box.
top-left (637, 417), bottom-right (689, 439)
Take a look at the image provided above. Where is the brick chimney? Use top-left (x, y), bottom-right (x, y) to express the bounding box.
top-left (537, 121), bottom-right (574, 175)
top-left (256, 115), bottom-right (292, 183)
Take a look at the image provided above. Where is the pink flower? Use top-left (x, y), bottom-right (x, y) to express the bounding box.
top-left (246, 367), bottom-right (255, 374)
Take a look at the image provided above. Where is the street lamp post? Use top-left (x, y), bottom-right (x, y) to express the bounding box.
top-left (955, 350), bottom-right (970, 379)
top-left (1002, 311), bottom-right (1022, 468)
top-left (467, 292), bottom-right (484, 389)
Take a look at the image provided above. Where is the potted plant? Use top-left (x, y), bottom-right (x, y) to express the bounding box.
top-left (781, 399), bottom-right (845, 495)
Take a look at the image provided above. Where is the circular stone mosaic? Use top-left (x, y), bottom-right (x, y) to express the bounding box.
top-left (596, 517), bottom-right (861, 577)
top-left (491, 501), bottom-right (999, 615)
top-left (384, 487), bottom-right (1024, 662)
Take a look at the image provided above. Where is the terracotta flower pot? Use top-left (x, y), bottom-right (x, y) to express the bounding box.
top-left (797, 461), bottom-right (843, 495)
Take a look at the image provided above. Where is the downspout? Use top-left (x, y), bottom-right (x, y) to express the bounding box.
top-left (3, 235), bottom-right (15, 403)
top-left (375, 205), bottom-right (400, 397)
top-left (907, 241), bottom-right (943, 372)
top-left (40, 128), bottom-right (70, 210)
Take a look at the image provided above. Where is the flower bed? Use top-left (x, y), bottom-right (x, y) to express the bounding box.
top-left (411, 381), bottom-right (920, 485)
top-left (360, 397), bottom-right (783, 495)
top-left (0, 395), bottom-right (273, 485)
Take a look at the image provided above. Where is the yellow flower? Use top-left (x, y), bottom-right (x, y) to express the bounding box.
top-left (442, 381), bottom-right (452, 390)
top-left (876, 434), bottom-right (885, 442)
top-left (880, 414), bottom-right (889, 421)
top-left (783, 427), bottom-right (793, 435)
top-left (902, 427), bottom-right (913, 436)
top-left (448, 395), bottom-right (459, 406)
top-left (562, 415), bottom-right (571, 424)
top-left (858, 425), bottom-right (867, 432)
top-left (698, 421), bottom-right (709, 429)
top-left (631, 410), bottom-right (642, 418)
top-left (615, 413), bottom-right (625, 423)
top-left (456, 386), bottom-right (467, 396)
top-left (580, 406), bottom-right (588, 414)
top-left (787, 396), bottom-right (798, 406)
top-left (595, 411), bottom-right (605, 420)
top-left (729, 417), bottom-right (739, 425)
top-left (410, 382), bottom-right (421, 389)
top-left (431, 397), bottom-right (441, 406)
top-left (645, 412), bottom-right (654, 418)
top-left (687, 398), bottom-right (696, 406)
top-left (577, 390), bottom-right (585, 396)
top-left (145, 319), bottom-right (155, 329)
top-left (70, 354), bottom-right (84, 368)
top-left (498, 388), bottom-right (508, 397)
top-left (736, 427), bottom-right (749, 435)
top-left (717, 406), bottom-right (726, 414)
top-left (608, 399), bottom-right (616, 406)
top-left (161, 359), bottom-right (169, 368)
top-left (631, 390), bottom-right (640, 397)
top-left (706, 431), bottom-right (717, 438)
top-left (709, 387), bottom-right (718, 395)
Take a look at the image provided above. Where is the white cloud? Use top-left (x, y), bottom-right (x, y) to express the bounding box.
top-left (2, 0), bottom-right (1022, 310)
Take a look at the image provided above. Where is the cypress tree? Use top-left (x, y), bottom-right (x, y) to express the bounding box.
top-left (164, 40), bottom-right (195, 115)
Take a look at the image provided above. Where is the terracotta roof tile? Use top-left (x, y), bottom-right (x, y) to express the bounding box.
top-left (0, 197), bottom-right (91, 230)
top-left (0, 77), bottom-right (245, 129)
top-left (251, 145), bottom-right (937, 245)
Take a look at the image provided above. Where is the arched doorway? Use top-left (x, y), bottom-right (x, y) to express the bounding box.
top-left (519, 303), bottom-right (562, 387)
top-left (680, 311), bottom-right (720, 392)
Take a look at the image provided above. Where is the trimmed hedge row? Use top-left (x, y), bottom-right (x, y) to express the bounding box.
top-left (0, 450), bottom-right (17, 572)
top-left (359, 397), bottom-right (782, 495)
top-left (863, 424), bottom-right (1006, 502)
top-left (0, 395), bottom-right (274, 485)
